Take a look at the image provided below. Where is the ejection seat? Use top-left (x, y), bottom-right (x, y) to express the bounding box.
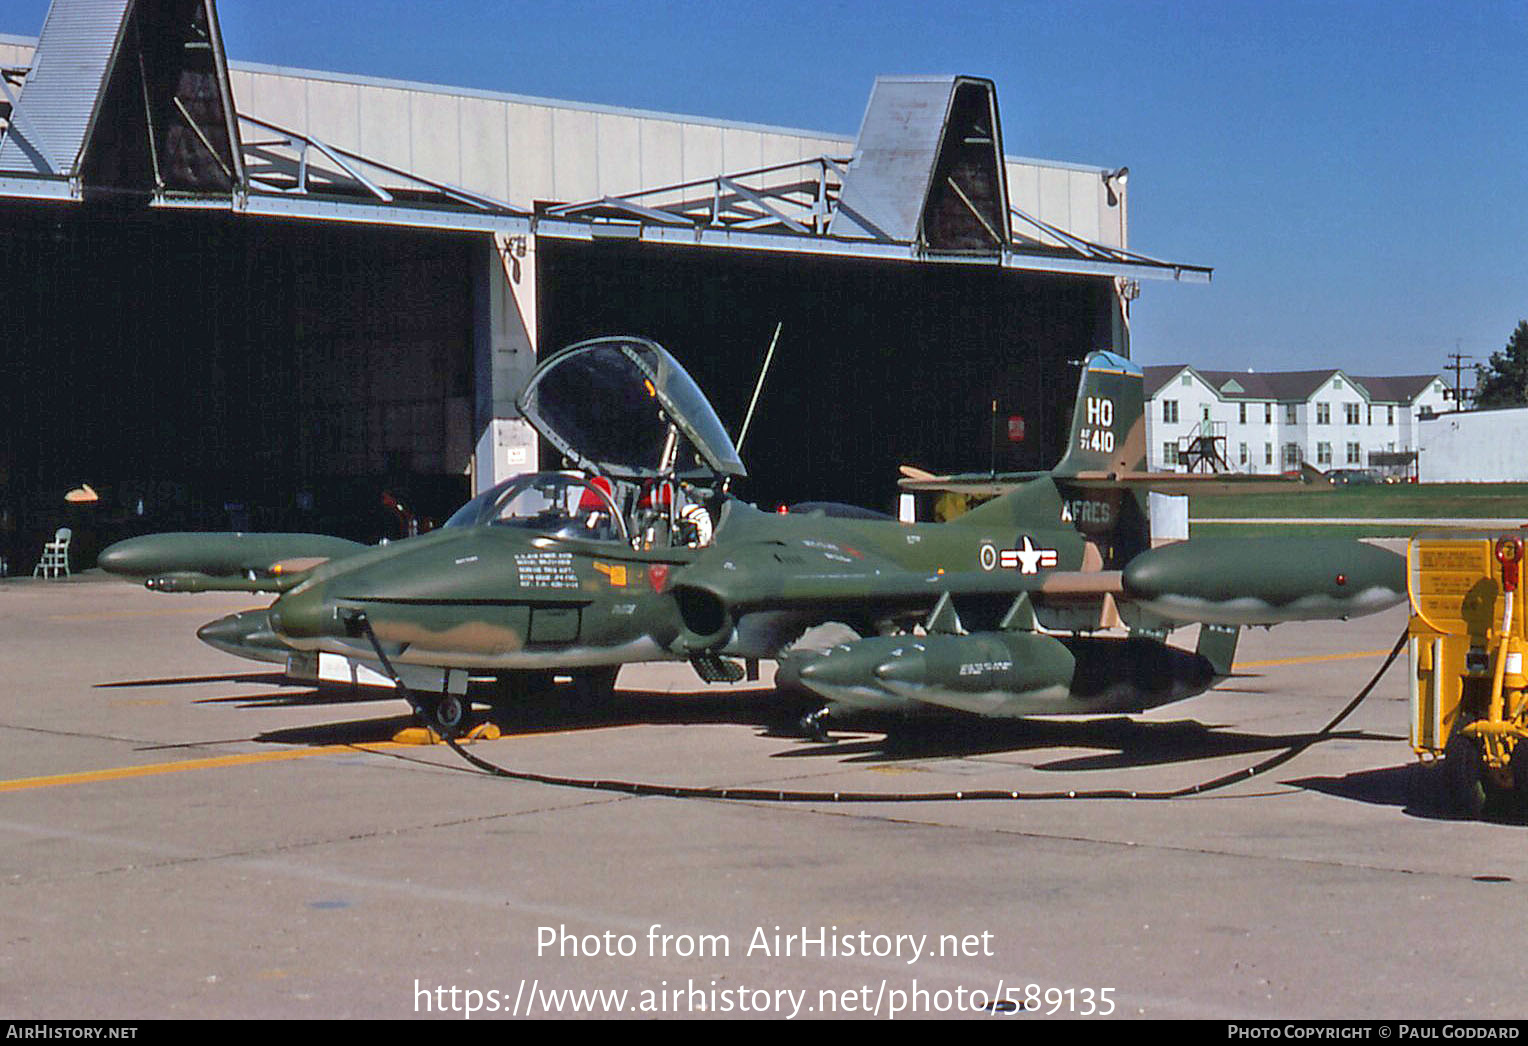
top-left (33, 527), bottom-right (71, 579)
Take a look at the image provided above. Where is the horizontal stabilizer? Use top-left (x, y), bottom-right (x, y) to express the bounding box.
top-left (899, 466), bottom-right (1307, 497)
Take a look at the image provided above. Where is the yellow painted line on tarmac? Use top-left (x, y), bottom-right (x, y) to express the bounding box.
top-left (1235, 649), bottom-right (1393, 670)
top-left (0, 743), bottom-right (407, 794)
top-left (0, 725), bottom-right (569, 795)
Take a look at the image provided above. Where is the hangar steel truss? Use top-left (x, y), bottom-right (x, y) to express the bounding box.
top-left (543, 160), bottom-right (1207, 282)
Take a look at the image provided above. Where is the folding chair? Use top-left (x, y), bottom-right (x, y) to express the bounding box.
top-left (33, 527), bottom-right (71, 579)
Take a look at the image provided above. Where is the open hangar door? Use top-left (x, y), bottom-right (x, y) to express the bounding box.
top-left (0, 202), bottom-right (477, 569)
top-left (537, 238), bottom-right (1117, 512)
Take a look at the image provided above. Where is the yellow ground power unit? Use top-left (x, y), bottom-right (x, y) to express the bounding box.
top-left (1408, 531), bottom-right (1528, 816)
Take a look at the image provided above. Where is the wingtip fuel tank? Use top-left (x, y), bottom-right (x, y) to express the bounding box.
top-left (99, 532), bottom-right (366, 589)
top-left (1121, 536), bottom-right (1405, 626)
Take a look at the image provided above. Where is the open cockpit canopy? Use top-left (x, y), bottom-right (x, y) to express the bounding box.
top-left (516, 336), bottom-right (746, 482)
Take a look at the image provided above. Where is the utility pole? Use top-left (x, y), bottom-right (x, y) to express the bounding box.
top-left (1446, 347), bottom-right (1474, 408)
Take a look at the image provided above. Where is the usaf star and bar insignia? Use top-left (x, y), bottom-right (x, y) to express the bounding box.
top-left (979, 536), bottom-right (1059, 575)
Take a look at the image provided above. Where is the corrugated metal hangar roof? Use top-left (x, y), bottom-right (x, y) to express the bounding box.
top-left (0, 0), bottom-right (1210, 283)
top-left (0, 0), bottom-right (132, 177)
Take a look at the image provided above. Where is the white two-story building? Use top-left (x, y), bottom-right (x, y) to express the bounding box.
top-left (1143, 366), bottom-right (1450, 475)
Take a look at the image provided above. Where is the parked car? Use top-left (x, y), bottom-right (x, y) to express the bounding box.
top-left (1325, 468), bottom-right (1380, 485)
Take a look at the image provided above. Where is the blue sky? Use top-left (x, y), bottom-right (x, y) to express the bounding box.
top-left (5, 0), bottom-right (1524, 378)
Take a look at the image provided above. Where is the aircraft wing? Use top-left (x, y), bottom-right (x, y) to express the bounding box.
top-left (669, 539), bottom-right (1122, 651)
top-left (681, 562), bottom-right (1123, 611)
top-left (1058, 471), bottom-right (1313, 495)
top-left (99, 532), bottom-right (368, 592)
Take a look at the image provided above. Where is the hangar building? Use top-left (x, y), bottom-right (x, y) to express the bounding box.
top-left (0, 0), bottom-right (1209, 567)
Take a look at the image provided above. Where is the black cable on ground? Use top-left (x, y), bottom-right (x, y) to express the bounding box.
top-left (357, 610), bottom-right (1407, 805)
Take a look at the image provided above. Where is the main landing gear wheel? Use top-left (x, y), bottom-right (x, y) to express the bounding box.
top-left (1443, 727), bottom-right (1488, 819)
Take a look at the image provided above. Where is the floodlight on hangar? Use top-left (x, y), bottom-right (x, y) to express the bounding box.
top-left (0, 0), bottom-right (1210, 286)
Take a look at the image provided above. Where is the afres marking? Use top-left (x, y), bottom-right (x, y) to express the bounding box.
top-left (1061, 500), bottom-right (1114, 526)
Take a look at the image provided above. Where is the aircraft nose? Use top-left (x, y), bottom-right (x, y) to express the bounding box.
top-left (196, 612), bottom-right (247, 648)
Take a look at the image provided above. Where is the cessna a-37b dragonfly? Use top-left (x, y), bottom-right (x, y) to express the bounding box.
top-left (101, 337), bottom-right (1406, 737)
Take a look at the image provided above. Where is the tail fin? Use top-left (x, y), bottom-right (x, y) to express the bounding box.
top-left (1052, 351), bottom-right (1147, 480)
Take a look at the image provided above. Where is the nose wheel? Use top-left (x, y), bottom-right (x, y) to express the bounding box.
top-left (341, 608), bottom-right (473, 740)
top-left (429, 692), bottom-right (469, 735)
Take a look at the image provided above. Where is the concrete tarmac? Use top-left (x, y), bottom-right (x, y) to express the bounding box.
top-left (1, 572), bottom-right (1523, 1020)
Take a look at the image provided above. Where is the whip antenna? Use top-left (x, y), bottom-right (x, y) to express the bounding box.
top-left (736, 322), bottom-right (782, 457)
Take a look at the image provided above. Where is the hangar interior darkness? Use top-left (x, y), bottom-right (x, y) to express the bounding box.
top-left (0, 203), bottom-right (478, 564)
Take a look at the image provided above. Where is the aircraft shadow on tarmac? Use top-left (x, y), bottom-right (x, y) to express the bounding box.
top-left (153, 675), bottom-right (1527, 826)
top-left (97, 673), bottom-right (1405, 781)
top-left (773, 718), bottom-right (1398, 772)
top-left (98, 671), bottom-right (289, 688)
top-left (240, 684), bottom-right (820, 746)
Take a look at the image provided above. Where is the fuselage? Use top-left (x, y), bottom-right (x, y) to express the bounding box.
top-left (266, 523), bottom-right (693, 670)
top-left (253, 492), bottom-right (1407, 676)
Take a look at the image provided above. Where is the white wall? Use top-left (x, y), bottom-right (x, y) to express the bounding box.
top-left (229, 64), bottom-right (1125, 244)
top-left (1418, 409), bottom-right (1528, 482)
top-left (1304, 375), bottom-right (1368, 468)
top-left (1402, 379), bottom-right (1452, 448)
